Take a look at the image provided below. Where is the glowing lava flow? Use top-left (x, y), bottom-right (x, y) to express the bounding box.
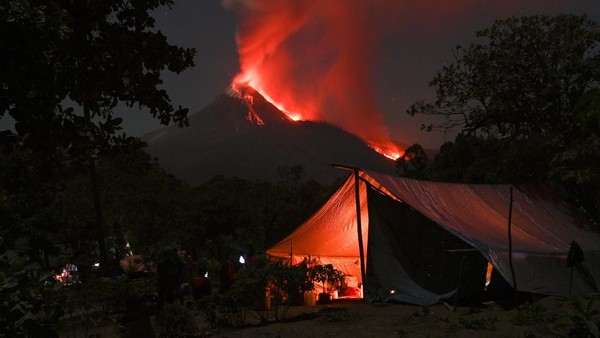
top-left (231, 75), bottom-right (301, 122)
top-left (231, 80), bottom-right (403, 161)
top-left (231, 74), bottom-right (404, 160)
top-left (229, 81), bottom-right (265, 125)
top-left (369, 143), bottom-right (402, 161)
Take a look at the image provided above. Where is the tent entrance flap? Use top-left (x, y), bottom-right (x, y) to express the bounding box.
top-left (364, 184), bottom-right (488, 306)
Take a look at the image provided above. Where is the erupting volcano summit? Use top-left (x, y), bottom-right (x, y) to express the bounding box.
top-left (228, 81), bottom-right (403, 160)
top-left (224, 0), bottom-right (404, 160)
top-left (143, 89), bottom-right (397, 184)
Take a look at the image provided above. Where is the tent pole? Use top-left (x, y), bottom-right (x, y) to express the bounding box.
top-left (290, 239), bottom-right (293, 267)
top-left (507, 186), bottom-right (518, 307)
top-left (354, 169), bottom-right (367, 287)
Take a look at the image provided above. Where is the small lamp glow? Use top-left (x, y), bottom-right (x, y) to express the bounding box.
top-left (239, 255), bottom-right (245, 264)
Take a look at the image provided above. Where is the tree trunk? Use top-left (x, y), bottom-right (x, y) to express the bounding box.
top-left (83, 104), bottom-right (109, 276)
top-left (88, 161), bottom-right (108, 276)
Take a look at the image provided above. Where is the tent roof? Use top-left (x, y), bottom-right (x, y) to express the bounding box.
top-left (268, 172), bottom-right (369, 259)
top-left (269, 170), bottom-right (599, 259)
top-left (365, 170), bottom-right (599, 255)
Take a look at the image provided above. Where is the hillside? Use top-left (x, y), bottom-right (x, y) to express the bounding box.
top-left (143, 89), bottom-right (396, 184)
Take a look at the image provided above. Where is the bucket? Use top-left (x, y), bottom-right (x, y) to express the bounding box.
top-left (304, 292), bottom-right (317, 306)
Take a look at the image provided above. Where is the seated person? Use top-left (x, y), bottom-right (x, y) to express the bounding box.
top-left (340, 275), bottom-right (362, 297)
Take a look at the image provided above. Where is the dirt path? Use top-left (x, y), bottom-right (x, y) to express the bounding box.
top-left (207, 296), bottom-right (580, 338)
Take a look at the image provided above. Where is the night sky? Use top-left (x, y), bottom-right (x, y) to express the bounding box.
top-left (145, 0), bottom-right (600, 149)
top-left (4, 1), bottom-right (600, 150)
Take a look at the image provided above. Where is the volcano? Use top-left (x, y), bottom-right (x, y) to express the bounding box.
top-left (143, 87), bottom-right (397, 184)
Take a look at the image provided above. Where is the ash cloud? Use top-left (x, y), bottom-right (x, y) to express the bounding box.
top-left (223, 0), bottom-right (596, 152)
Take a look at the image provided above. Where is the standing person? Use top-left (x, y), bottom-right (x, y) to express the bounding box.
top-left (156, 246), bottom-right (180, 314)
top-left (219, 259), bottom-right (234, 293)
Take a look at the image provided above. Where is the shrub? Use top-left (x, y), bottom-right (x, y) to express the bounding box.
top-left (561, 295), bottom-right (600, 338)
top-left (155, 302), bottom-right (199, 338)
top-left (0, 250), bottom-right (65, 337)
top-left (203, 255), bottom-right (315, 328)
top-left (512, 303), bottom-right (559, 326)
top-left (458, 316), bottom-right (497, 331)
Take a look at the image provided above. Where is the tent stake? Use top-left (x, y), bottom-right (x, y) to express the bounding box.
top-left (354, 169), bottom-right (367, 288)
top-left (507, 186), bottom-right (518, 307)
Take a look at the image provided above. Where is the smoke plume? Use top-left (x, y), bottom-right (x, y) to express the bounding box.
top-left (222, 0), bottom-right (572, 157)
top-left (223, 0), bottom-right (402, 157)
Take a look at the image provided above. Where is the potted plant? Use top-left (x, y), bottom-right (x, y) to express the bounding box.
top-left (311, 264), bottom-right (344, 304)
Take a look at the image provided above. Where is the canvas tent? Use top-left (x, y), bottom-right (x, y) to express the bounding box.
top-left (267, 169), bottom-right (600, 306)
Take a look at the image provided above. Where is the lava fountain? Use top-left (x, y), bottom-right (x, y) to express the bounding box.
top-left (223, 0), bottom-right (403, 160)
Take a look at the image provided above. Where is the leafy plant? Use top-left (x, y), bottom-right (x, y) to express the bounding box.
top-left (0, 250), bottom-right (65, 337)
top-left (269, 259), bottom-right (314, 306)
top-left (561, 295), bottom-right (600, 338)
top-left (512, 303), bottom-right (559, 326)
top-left (155, 302), bottom-right (199, 338)
top-left (311, 264), bottom-right (344, 294)
top-left (203, 256), bottom-right (316, 327)
top-left (61, 277), bottom-right (129, 336)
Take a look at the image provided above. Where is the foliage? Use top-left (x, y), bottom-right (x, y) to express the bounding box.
top-left (550, 89), bottom-right (600, 217)
top-left (1, 0), bottom-right (195, 273)
top-left (203, 256), bottom-right (315, 327)
top-left (407, 14), bottom-right (600, 217)
top-left (424, 134), bottom-right (554, 184)
top-left (1, 146), bottom-right (195, 280)
top-left (409, 14), bottom-right (599, 138)
top-left (203, 257), bottom-right (269, 328)
top-left (1, 0), bottom-right (195, 138)
top-left (155, 302), bottom-right (199, 338)
top-left (61, 278), bottom-right (129, 334)
top-left (560, 295), bottom-right (600, 338)
top-left (396, 143), bottom-right (430, 179)
top-left (0, 146), bottom-right (63, 263)
top-left (203, 289), bottom-right (250, 329)
top-left (266, 259), bottom-right (314, 314)
top-left (183, 169), bottom-right (338, 261)
top-left (458, 316), bottom-right (497, 331)
top-left (0, 250), bottom-right (64, 337)
top-left (511, 303), bottom-right (559, 326)
top-left (311, 264), bottom-right (344, 294)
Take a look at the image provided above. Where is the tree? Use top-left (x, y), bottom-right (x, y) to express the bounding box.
top-left (408, 14), bottom-right (600, 139)
top-left (550, 89), bottom-right (600, 217)
top-left (408, 14), bottom-right (600, 216)
top-left (1, 1), bottom-right (195, 271)
top-left (395, 143), bottom-right (430, 179)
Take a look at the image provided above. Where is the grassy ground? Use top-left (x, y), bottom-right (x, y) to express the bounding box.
top-left (59, 294), bottom-right (599, 337)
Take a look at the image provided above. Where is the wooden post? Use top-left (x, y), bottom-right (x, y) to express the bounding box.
top-left (354, 169), bottom-right (367, 287)
top-left (330, 164), bottom-right (367, 294)
top-left (289, 239), bottom-right (293, 267)
top-left (507, 186), bottom-right (518, 307)
top-left (446, 248), bottom-right (477, 310)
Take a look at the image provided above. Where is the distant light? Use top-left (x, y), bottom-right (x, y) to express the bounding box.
top-left (93, 262), bottom-right (100, 267)
top-left (389, 289), bottom-right (397, 294)
top-left (239, 255), bottom-right (245, 264)
top-left (204, 272), bottom-right (209, 278)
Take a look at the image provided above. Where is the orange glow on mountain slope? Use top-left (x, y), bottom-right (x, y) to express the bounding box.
top-left (226, 0), bottom-right (404, 160)
top-left (369, 143), bottom-right (403, 161)
top-left (232, 78), bottom-right (301, 122)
